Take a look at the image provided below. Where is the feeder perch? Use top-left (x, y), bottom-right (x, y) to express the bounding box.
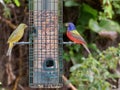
top-left (29, 0), bottom-right (63, 88)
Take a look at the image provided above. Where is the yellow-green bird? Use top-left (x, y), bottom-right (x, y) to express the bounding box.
top-left (6, 23), bottom-right (28, 56)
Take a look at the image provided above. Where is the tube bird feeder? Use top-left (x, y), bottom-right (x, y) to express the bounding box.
top-left (29, 0), bottom-right (63, 88)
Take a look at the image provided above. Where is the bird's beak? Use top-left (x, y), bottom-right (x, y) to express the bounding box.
top-left (25, 25), bottom-right (28, 28)
top-left (64, 23), bottom-right (69, 27)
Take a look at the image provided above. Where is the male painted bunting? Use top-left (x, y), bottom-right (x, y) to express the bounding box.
top-left (6, 23), bottom-right (28, 56)
top-left (65, 22), bottom-right (91, 54)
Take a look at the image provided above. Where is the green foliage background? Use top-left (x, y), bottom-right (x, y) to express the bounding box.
top-left (70, 45), bottom-right (120, 90)
top-left (63, 0), bottom-right (120, 89)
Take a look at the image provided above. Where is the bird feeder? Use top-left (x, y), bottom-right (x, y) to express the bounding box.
top-left (29, 0), bottom-right (63, 88)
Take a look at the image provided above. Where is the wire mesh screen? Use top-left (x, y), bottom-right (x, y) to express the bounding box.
top-left (29, 0), bottom-right (63, 88)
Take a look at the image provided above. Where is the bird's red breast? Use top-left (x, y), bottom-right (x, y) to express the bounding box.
top-left (67, 31), bottom-right (86, 45)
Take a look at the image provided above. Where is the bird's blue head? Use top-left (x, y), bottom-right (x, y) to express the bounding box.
top-left (66, 22), bottom-right (76, 31)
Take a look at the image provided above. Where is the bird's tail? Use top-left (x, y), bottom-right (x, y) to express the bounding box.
top-left (6, 43), bottom-right (13, 56)
top-left (82, 44), bottom-right (91, 54)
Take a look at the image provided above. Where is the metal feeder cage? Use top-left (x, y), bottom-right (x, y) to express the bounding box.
top-left (29, 0), bottom-right (63, 88)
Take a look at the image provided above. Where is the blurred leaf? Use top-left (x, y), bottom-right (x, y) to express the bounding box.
top-left (78, 3), bottom-right (98, 26)
top-left (76, 25), bottom-right (85, 34)
top-left (3, 7), bottom-right (11, 18)
top-left (89, 75), bottom-right (94, 83)
top-left (89, 19), bottom-right (120, 34)
top-left (89, 19), bottom-right (101, 32)
top-left (82, 3), bottom-right (98, 19)
top-left (112, 1), bottom-right (120, 14)
top-left (100, 0), bottom-right (113, 19)
top-left (4, 0), bottom-right (11, 3)
top-left (64, 0), bottom-right (79, 7)
top-left (99, 19), bottom-right (120, 33)
top-left (13, 0), bottom-right (20, 7)
top-left (63, 52), bottom-right (70, 61)
top-left (70, 64), bottom-right (81, 72)
top-left (89, 43), bottom-right (99, 51)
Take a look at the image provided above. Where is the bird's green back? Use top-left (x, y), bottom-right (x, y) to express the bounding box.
top-left (7, 23), bottom-right (27, 43)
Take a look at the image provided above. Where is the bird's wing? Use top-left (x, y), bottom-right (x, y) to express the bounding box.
top-left (70, 30), bottom-right (86, 44)
top-left (7, 29), bottom-right (23, 43)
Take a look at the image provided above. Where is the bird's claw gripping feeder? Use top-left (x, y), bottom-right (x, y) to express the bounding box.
top-left (29, 0), bottom-right (63, 88)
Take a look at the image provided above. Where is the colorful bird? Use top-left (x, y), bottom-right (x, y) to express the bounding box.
top-left (65, 22), bottom-right (91, 54)
top-left (6, 23), bottom-right (28, 56)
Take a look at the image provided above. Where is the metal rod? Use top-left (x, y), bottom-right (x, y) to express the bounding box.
top-left (63, 42), bottom-right (75, 45)
top-left (14, 42), bottom-right (75, 45)
top-left (14, 42), bottom-right (31, 45)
